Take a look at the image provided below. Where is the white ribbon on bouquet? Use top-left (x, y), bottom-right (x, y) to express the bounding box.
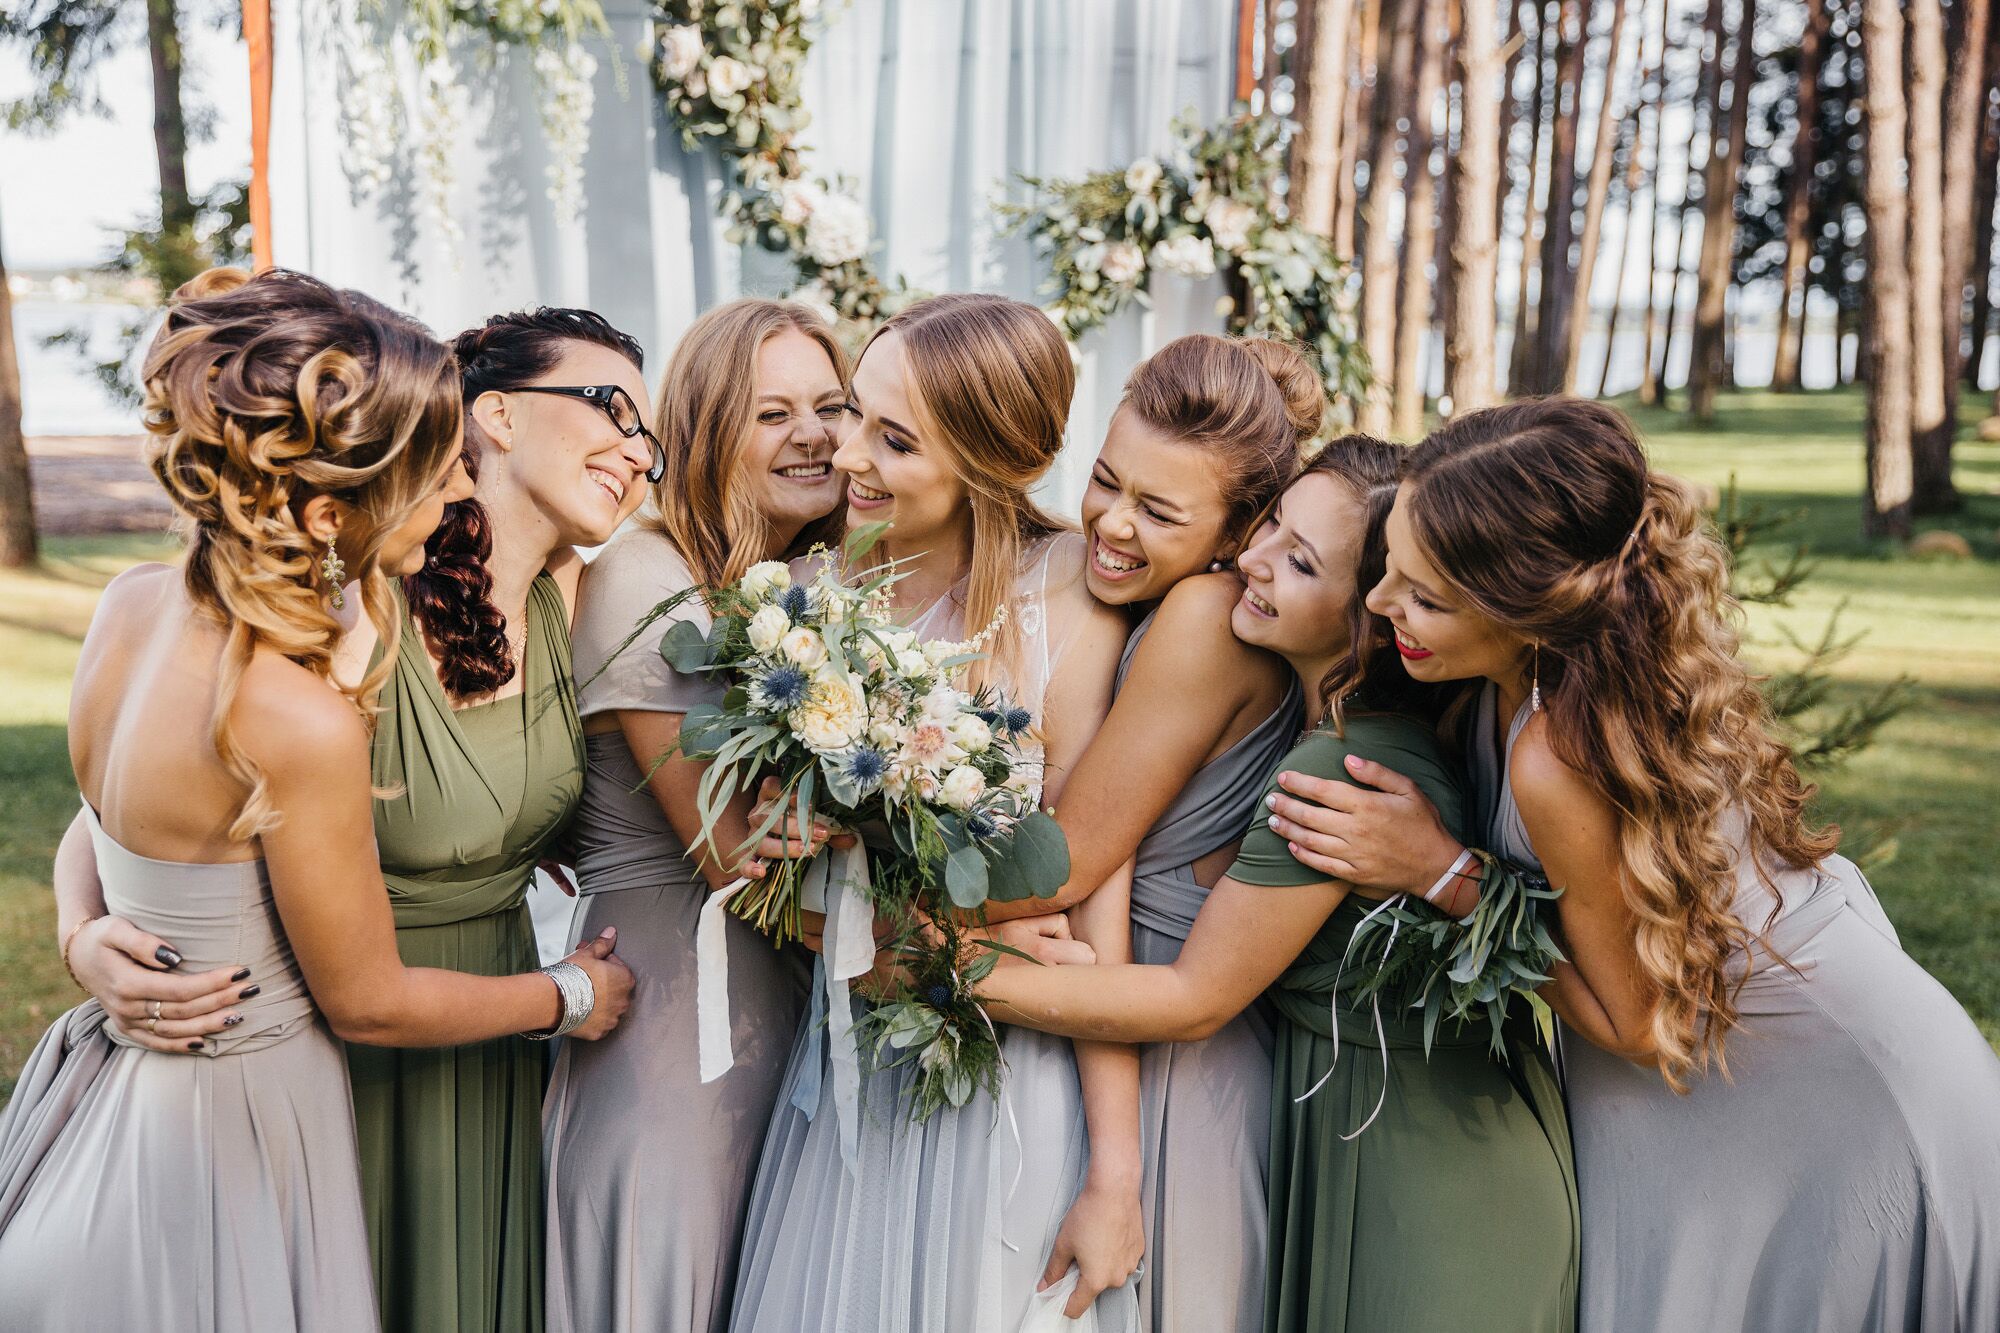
top-left (696, 841), bottom-right (877, 1170)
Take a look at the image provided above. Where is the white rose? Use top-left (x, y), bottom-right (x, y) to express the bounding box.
top-left (707, 55), bottom-right (753, 97)
top-left (792, 673), bottom-right (868, 752)
top-left (747, 605), bottom-right (791, 653)
top-left (894, 647), bottom-right (930, 678)
top-left (1125, 156), bottom-right (1163, 196)
top-left (790, 278), bottom-right (839, 325)
top-left (921, 684), bottom-right (968, 724)
top-left (949, 712), bottom-right (992, 754)
top-left (940, 765), bottom-right (987, 810)
top-left (659, 24), bottom-right (702, 81)
top-left (1099, 240), bottom-right (1144, 286)
top-left (778, 181), bottom-right (819, 227)
top-left (1074, 242), bottom-right (1104, 275)
top-left (742, 560), bottom-right (791, 599)
top-left (1149, 233), bottom-right (1216, 278)
top-left (804, 190), bottom-right (871, 267)
top-left (780, 626), bottom-right (828, 668)
top-left (1205, 197), bottom-right (1256, 254)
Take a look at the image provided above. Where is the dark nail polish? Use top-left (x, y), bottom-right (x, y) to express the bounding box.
top-left (187, 1040), bottom-right (205, 1052)
top-left (230, 967), bottom-right (252, 982)
top-left (239, 985), bottom-right (261, 999)
top-left (223, 1015), bottom-right (244, 1028)
top-left (155, 946), bottom-right (182, 969)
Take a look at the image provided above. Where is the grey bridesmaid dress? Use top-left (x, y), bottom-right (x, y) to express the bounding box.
top-left (0, 803), bottom-right (377, 1332)
top-left (541, 530), bottom-right (810, 1333)
top-left (1116, 609), bottom-right (1302, 1333)
top-left (1467, 684), bottom-right (2000, 1332)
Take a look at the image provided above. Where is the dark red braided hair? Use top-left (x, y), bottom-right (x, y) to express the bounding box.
top-left (406, 308), bottom-right (644, 699)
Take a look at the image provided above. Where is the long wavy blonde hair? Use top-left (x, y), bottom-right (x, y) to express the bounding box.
top-left (142, 266), bottom-right (463, 839)
top-left (860, 294), bottom-right (1075, 691)
top-left (1403, 397), bottom-right (1837, 1089)
top-left (647, 299), bottom-right (851, 588)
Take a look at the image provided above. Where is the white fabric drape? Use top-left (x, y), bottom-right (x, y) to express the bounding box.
top-left (270, 0), bottom-right (1237, 513)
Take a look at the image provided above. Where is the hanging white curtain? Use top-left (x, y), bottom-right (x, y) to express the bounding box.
top-left (269, 0), bottom-right (1238, 513)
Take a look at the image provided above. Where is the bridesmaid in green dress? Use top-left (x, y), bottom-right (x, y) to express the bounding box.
top-left (979, 439), bottom-right (1578, 1333)
top-left (333, 307), bottom-right (661, 1333)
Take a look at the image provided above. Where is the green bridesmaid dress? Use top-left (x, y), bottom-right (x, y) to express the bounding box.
top-left (348, 573), bottom-right (584, 1333)
top-left (1227, 711), bottom-right (1579, 1333)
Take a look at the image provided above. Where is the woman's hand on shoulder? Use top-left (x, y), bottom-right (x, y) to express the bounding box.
top-left (1264, 748), bottom-right (1466, 901)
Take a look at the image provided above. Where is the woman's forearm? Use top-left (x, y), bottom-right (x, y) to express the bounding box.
top-left (52, 811), bottom-right (108, 942)
top-left (983, 962), bottom-right (1226, 1045)
top-left (321, 966), bottom-right (562, 1047)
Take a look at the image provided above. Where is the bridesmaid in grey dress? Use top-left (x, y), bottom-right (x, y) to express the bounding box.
top-left (0, 267), bottom-right (633, 1331)
top-left (1265, 398), bottom-right (2000, 1331)
top-left (541, 299), bottom-right (851, 1333)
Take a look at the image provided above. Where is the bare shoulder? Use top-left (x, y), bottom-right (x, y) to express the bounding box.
top-left (231, 653), bottom-right (372, 778)
top-left (88, 562), bottom-right (177, 633)
top-left (1508, 712), bottom-right (1612, 827)
top-left (1149, 574), bottom-right (1280, 673)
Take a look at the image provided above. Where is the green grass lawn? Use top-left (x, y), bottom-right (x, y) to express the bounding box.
top-left (1, 388), bottom-right (1995, 1098)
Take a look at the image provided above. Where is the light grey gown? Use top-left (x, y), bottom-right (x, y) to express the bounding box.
top-left (1117, 609), bottom-right (1302, 1333)
top-left (0, 803), bottom-right (377, 1332)
top-left (732, 534), bottom-right (1140, 1333)
top-left (1468, 684), bottom-right (2000, 1333)
top-left (541, 530), bottom-right (811, 1333)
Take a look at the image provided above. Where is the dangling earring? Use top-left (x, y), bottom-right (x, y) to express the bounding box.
top-left (1530, 642), bottom-right (1543, 713)
top-left (321, 541), bottom-right (347, 610)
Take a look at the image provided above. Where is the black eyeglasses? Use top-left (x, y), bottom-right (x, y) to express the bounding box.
top-left (508, 384), bottom-right (667, 484)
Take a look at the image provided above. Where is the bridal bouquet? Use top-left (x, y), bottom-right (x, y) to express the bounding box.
top-left (618, 524), bottom-right (1070, 1121)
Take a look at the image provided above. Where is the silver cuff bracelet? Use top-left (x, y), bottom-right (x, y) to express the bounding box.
top-left (525, 960), bottom-right (594, 1040)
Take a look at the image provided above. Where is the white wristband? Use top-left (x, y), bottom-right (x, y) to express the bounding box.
top-left (1421, 848), bottom-right (1477, 905)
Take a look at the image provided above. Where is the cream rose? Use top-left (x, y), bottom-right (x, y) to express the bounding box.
top-left (707, 55), bottom-right (753, 98)
top-left (659, 25), bottom-right (702, 82)
top-left (780, 626), bottom-right (828, 668)
top-left (747, 605), bottom-right (790, 653)
top-left (949, 712), bottom-right (992, 754)
top-left (940, 765), bottom-right (987, 810)
top-left (742, 560), bottom-right (791, 599)
top-left (792, 673), bottom-right (868, 753)
top-left (1125, 155), bottom-right (1163, 196)
top-left (1099, 240), bottom-right (1145, 285)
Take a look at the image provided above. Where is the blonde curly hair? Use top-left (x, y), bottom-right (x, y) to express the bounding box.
top-left (142, 266), bottom-right (462, 839)
top-left (1403, 397), bottom-right (1838, 1090)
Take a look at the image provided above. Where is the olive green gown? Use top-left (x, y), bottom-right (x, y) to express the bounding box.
top-left (1227, 712), bottom-right (1579, 1333)
top-left (348, 574), bottom-right (584, 1333)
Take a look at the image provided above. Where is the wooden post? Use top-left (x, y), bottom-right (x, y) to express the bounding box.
top-left (1236, 0), bottom-right (1261, 102)
top-left (245, 0), bottom-right (274, 270)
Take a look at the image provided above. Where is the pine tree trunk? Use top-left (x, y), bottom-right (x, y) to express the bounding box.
top-left (1359, 0), bottom-right (1419, 434)
top-left (1772, 0), bottom-right (1827, 392)
top-left (1918, 0), bottom-right (1983, 511)
top-left (1861, 0), bottom-right (1914, 540)
top-left (1509, 2), bottom-right (1554, 393)
top-left (1335, 0), bottom-right (1379, 258)
top-left (1905, 0), bottom-right (1951, 510)
top-left (1968, 47), bottom-right (2000, 390)
top-left (1493, 0), bottom-right (1527, 246)
top-left (1450, 0), bottom-right (1505, 414)
top-left (1687, 0), bottom-right (1752, 423)
top-left (1658, 0), bottom-right (1724, 405)
top-left (1529, 0), bottom-right (1591, 394)
top-left (1295, 0), bottom-right (1358, 237)
top-left (1565, 0), bottom-right (1631, 391)
top-left (1637, 0), bottom-right (1670, 404)
top-left (0, 211), bottom-right (37, 569)
top-left (1431, 0), bottom-right (1464, 384)
top-left (1598, 0), bottom-right (1657, 397)
top-left (1393, 1), bottom-right (1449, 437)
top-left (146, 0), bottom-right (194, 234)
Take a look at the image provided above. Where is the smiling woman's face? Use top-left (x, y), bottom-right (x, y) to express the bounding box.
top-left (1230, 471), bottom-right (1366, 666)
top-left (1078, 408), bottom-right (1233, 606)
top-left (830, 331), bottom-right (969, 547)
top-left (1365, 486), bottom-right (1529, 684)
top-left (739, 327), bottom-right (847, 537)
top-left (484, 340), bottom-right (655, 547)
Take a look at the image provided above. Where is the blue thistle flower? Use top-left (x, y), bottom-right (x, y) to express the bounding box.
top-left (966, 812), bottom-right (997, 840)
top-left (925, 984), bottom-right (952, 1009)
top-left (781, 584), bottom-right (811, 620)
top-left (1003, 706), bottom-right (1033, 735)
top-left (975, 707), bottom-right (1001, 727)
top-left (753, 663), bottom-right (810, 711)
top-left (842, 746), bottom-right (889, 784)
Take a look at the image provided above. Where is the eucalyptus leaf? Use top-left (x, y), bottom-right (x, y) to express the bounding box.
top-left (1005, 810), bottom-right (1070, 897)
top-left (944, 844), bottom-right (989, 910)
top-left (661, 618), bottom-right (714, 673)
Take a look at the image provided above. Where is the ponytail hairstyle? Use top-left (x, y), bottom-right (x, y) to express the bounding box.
top-left (142, 266), bottom-right (462, 839)
top-left (410, 307), bottom-right (646, 699)
top-left (862, 294), bottom-right (1075, 691)
top-left (1120, 333), bottom-right (1323, 553)
top-left (647, 298), bottom-right (851, 587)
top-left (1401, 396), bottom-right (1837, 1089)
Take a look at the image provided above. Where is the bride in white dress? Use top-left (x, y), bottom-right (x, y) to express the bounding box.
top-left (729, 294), bottom-right (1141, 1332)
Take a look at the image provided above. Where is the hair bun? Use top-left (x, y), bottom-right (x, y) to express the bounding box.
top-left (172, 266), bottom-right (254, 305)
top-left (1236, 338), bottom-right (1325, 444)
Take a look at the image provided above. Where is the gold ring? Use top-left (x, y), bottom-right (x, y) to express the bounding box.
top-left (146, 1016), bottom-right (158, 1032)
top-left (148, 1000), bottom-right (162, 1022)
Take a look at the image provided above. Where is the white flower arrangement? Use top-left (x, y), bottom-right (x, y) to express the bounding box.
top-left (595, 523), bottom-right (1070, 1118)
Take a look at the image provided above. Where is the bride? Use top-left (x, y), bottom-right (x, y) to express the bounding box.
top-left (728, 293), bottom-right (1138, 1332)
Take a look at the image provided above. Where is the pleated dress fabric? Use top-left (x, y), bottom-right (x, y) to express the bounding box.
top-left (1465, 683), bottom-right (2000, 1333)
top-left (542, 530), bottom-right (812, 1333)
top-left (346, 574), bottom-right (583, 1333)
top-left (1232, 713), bottom-right (1579, 1333)
top-left (0, 803), bottom-right (378, 1332)
top-left (1114, 609), bottom-right (1303, 1333)
top-left (731, 533), bottom-right (1141, 1333)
